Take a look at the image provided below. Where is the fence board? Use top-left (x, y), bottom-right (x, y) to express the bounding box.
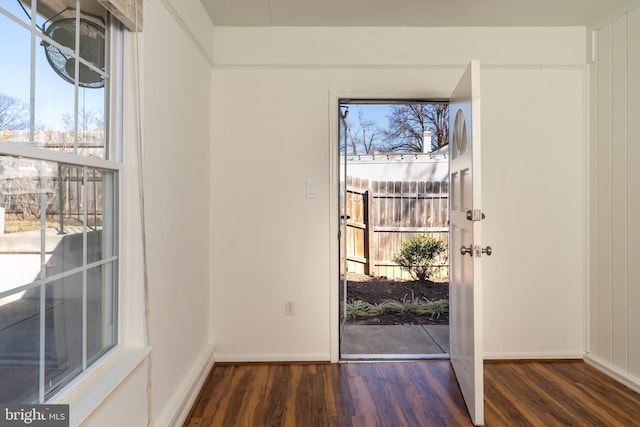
top-left (343, 176), bottom-right (449, 280)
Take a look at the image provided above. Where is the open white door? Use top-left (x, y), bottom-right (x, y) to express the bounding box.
top-left (449, 60), bottom-right (486, 426)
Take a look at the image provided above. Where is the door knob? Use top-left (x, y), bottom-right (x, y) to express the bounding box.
top-left (460, 245), bottom-right (473, 256)
top-left (482, 246), bottom-right (492, 256)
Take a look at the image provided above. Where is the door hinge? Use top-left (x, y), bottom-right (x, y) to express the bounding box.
top-left (466, 209), bottom-right (485, 221)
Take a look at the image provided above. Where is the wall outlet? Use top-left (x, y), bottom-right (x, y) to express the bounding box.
top-left (285, 299), bottom-right (296, 315)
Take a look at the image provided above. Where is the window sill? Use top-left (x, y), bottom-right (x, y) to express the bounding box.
top-left (49, 345), bottom-right (152, 426)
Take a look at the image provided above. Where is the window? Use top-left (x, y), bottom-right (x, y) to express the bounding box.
top-left (0, 0), bottom-right (122, 403)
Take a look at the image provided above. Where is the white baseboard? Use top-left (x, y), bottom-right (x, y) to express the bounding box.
top-left (483, 351), bottom-right (583, 360)
top-left (584, 353), bottom-right (640, 394)
top-left (157, 343), bottom-right (216, 427)
top-left (213, 352), bottom-right (331, 363)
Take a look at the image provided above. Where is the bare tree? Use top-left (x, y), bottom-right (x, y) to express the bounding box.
top-left (345, 120), bottom-right (358, 155)
top-left (382, 103), bottom-right (449, 153)
top-left (352, 109), bottom-right (381, 155)
top-left (0, 93), bottom-right (29, 131)
top-left (341, 108), bottom-right (382, 155)
top-left (61, 109), bottom-right (105, 155)
top-left (62, 109), bottom-right (102, 132)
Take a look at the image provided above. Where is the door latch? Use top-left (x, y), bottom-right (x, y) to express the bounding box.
top-left (466, 209), bottom-right (485, 221)
top-left (474, 245), bottom-right (492, 257)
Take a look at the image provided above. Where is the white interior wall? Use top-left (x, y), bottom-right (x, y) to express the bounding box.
top-left (74, 1), bottom-right (640, 421)
top-left (481, 67), bottom-right (586, 358)
top-left (142, 2), bottom-right (213, 421)
top-left (211, 26), bottom-right (587, 361)
top-left (586, 3), bottom-right (640, 392)
top-left (83, 1), bottom-right (215, 425)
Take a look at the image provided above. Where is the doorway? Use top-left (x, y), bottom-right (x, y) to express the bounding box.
top-left (337, 100), bottom-right (450, 360)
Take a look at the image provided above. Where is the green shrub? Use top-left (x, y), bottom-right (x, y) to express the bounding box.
top-left (392, 235), bottom-right (445, 281)
top-left (423, 299), bottom-right (449, 319)
top-left (378, 299), bottom-right (408, 314)
top-left (346, 300), bottom-right (382, 319)
top-left (346, 296), bottom-right (449, 320)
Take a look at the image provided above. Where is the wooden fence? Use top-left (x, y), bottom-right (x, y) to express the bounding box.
top-left (342, 176), bottom-right (449, 280)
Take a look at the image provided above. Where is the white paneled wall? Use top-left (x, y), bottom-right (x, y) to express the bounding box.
top-left (587, 4), bottom-right (640, 392)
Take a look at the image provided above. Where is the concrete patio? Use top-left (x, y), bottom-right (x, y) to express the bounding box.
top-left (341, 324), bottom-right (450, 360)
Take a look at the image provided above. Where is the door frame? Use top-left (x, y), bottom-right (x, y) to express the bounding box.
top-left (329, 89), bottom-right (452, 362)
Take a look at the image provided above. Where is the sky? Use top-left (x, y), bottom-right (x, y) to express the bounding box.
top-left (339, 103), bottom-right (397, 155)
top-left (0, 1), bottom-right (105, 130)
top-left (343, 104), bottom-right (392, 130)
top-left (341, 102), bottom-right (449, 155)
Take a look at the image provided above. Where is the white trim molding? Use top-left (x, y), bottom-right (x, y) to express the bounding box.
top-left (213, 353), bottom-right (331, 363)
top-left (584, 353), bottom-right (640, 394)
top-left (157, 343), bottom-right (216, 426)
top-left (483, 352), bottom-right (584, 360)
top-left (160, 0), bottom-right (215, 67)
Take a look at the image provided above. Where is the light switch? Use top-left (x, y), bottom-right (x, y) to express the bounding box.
top-left (306, 181), bottom-right (318, 199)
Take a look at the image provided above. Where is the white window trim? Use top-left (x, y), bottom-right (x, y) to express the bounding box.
top-left (48, 27), bottom-right (150, 424)
top-left (0, 141), bottom-right (122, 171)
top-left (0, 5), bottom-right (148, 420)
top-left (48, 346), bottom-right (151, 425)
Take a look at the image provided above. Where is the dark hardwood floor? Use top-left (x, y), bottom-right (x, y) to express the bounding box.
top-left (484, 360), bottom-right (640, 426)
top-left (185, 360), bottom-right (640, 426)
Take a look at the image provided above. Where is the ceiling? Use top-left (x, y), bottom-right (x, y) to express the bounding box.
top-left (200, 0), bottom-right (625, 27)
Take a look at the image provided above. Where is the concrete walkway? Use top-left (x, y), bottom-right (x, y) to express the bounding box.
top-left (341, 324), bottom-right (449, 360)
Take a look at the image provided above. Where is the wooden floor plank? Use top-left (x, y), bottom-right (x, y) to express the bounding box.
top-left (525, 363), bottom-right (626, 426)
top-left (184, 360), bottom-right (640, 427)
top-left (484, 360), bottom-right (640, 427)
top-left (545, 362), bottom-right (640, 425)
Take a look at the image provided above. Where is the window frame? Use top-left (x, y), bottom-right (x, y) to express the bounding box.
top-left (0, 0), bottom-right (131, 407)
top-left (48, 24), bottom-right (150, 426)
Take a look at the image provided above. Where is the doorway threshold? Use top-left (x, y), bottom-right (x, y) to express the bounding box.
top-left (341, 353), bottom-right (450, 362)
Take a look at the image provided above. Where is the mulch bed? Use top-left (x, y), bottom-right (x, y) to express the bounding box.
top-left (346, 273), bottom-right (449, 326)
